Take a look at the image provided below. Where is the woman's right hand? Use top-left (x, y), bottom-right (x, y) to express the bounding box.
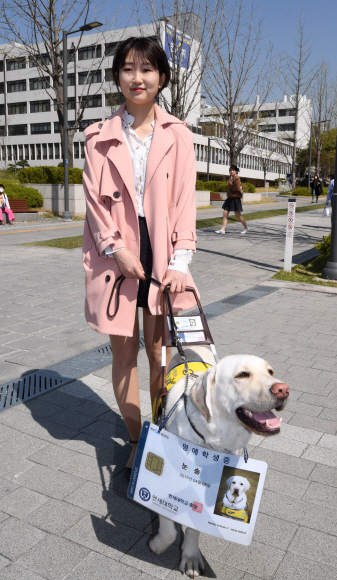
top-left (114, 249), bottom-right (146, 280)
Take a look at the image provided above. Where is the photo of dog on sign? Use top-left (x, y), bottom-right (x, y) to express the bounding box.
top-left (213, 466), bottom-right (260, 523)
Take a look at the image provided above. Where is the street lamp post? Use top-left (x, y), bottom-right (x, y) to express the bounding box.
top-left (307, 119), bottom-right (330, 192)
top-left (322, 136), bottom-right (337, 280)
top-left (61, 21), bottom-right (102, 220)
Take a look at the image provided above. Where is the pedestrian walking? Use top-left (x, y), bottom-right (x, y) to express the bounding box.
top-left (82, 37), bottom-right (198, 479)
top-left (310, 175), bottom-right (322, 203)
top-left (326, 174), bottom-right (334, 209)
top-left (215, 165), bottom-right (249, 234)
top-left (0, 185), bottom-right (15, 225)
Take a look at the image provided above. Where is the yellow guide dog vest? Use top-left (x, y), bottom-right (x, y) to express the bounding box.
top-left (152, 361), bottom-right (212, 423)
top-left (221, 506), bottom-right (249, 523)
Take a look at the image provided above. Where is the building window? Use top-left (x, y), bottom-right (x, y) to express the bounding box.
top-left (24, 144), bottom-right (29, 159)
top-left (55, 143), bottom-right (60, 159)
top-left (0, 62), bottom-right (3, 73)
top-left (78, 44), bottom-right (101, 61)
top-left (105, 92), bottom-right (125, 108)
top-left (81, 141), bottom-right (85, 158)
top-left (31, 122), bottom-right (51, 134)
top-left (79, 94), bottom-right (102, 108)
top-left (8, 124), bottom-right (28, 136)
top-left (7, 145), bottom-right (11, 160)
top-left (79, 118), bottom-right (101, 130)
top-left (12, 145), bottom-right (18, 160)
top-left (48, 144), bottom-right (53, 159)
top-left (0, 126), bottom-right (5, 136)
top-left (29, 77), bottom-right (50, 90)
top-left (18, 144), bottom-right (23, 160)
top-left (78, 70), bottom-right (102, 85)
top-left (261, 124), bottom-right (276, 133)
top-left (30, 100), bottom-right (50, 113)
top-left (42, 144), bottom-right (47, 159)
top-left (105, 42), bottom-right (118, 56)
top-left (259, 110), bottom-right (276, 118)
top-left (30, 144), bottom-right (35, 160)
top-left (279, 123), bottom-right (295, 132)
top-left (0, 83), bottom-right (4, 94)
top-left (36, 144), bottom-right (41, 160)
top-left (105, 68), bottom-right (114, 82)
top-left (74, 142), bottom-right (79, 159)
top-left (67, 73), bottom-right (75, 86)
top-left (8, 102), bottom-right (27, 115)
top-left (54, 122), bottom-right (60, 133)
top-left (278, 108), bottom-right (296, 117)
top-left (0, 104), bottom-right (4, 115)
top-left (29, 53), bottom-right (51, 68)
top-left (7, 58), bottom-right (26, 71)
top-left (7, 80), bottom-right (27, 93)
top-left (1, 145), bottom-right (5, 159)
top-left (67, 98), bottom-right (76, 110)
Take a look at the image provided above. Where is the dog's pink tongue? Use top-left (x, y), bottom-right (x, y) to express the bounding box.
top-left (252, 411), bottom-right (281, 427)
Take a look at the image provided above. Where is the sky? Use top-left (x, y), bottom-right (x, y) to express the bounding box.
top-left (101, 0), bottom-right (337, 99)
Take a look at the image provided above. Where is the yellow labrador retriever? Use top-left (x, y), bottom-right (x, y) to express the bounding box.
top-left (149, 351), bottom-right (289, 578)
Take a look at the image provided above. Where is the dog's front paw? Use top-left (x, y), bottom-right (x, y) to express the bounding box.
top-left (179, 549), bottom-right (204, 578)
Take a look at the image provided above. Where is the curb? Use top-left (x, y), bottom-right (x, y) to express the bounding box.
top-left (261, 280), bottom-right (337, 294)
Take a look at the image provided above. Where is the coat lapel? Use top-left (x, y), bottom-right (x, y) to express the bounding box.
top-left (97, 105), bottom-right (136, 204)
top-left (144, 104), bottom-right (176, 192)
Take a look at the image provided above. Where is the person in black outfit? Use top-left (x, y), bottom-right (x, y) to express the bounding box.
top-left (310, 175), bottom-right (322, 203)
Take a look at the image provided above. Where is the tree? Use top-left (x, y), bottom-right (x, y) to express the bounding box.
top-left (310, 59), bottom-right (337, 176)
top-left (0, 0), bottom-right (116, 167)
top-left (251, 138), bottom-right (290, 187)
top-left (280, 13), bottom-right (316, 189)
top-left (297, 127), bottom-right (337, 179)
top-left (134, 0), bottom-right (220, 121)
top-left (203, 0), bottom-right (277, 165)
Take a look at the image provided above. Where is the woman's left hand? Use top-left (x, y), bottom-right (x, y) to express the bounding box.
top-left (160, 270), bottom-right (187, 294)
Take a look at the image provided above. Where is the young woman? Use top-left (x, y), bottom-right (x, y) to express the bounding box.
top-left (215, 165), bottom-right (249, 235)
top-left (82, 37), bottom-right (198, 478)
top-left (0, 185), bottom-right (15, 225)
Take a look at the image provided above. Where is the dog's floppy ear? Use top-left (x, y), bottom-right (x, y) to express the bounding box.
top-left (226, 476), bottom-right (234, 487)
top-left (243, 478), bottom-right (251, 491)
top-left (191, 367), bottom-right (216, 423)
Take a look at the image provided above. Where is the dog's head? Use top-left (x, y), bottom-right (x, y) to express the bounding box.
top-left (191, 354), bottom-right (289, 436)
top-left (226, 475), bottom-right (250, 496)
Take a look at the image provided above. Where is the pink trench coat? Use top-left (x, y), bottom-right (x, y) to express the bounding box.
top-left (82, 103), bottom-right (198, 337)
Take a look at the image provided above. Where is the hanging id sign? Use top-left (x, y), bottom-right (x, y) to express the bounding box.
top-left (128, 422), bottom-right (268, 546)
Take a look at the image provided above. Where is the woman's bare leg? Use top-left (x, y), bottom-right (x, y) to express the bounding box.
top-left (110, 310), bottom-right (141, 468)
top-left (234, 211), bottom-right (248, 229)
top-left (143, 309), bottom-right (171, 406)
top-left (220, 210), bottom-right (229, 231)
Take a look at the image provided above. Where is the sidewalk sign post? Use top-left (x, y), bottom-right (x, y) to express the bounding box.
top-left (284, 198), bottom-right (296, 272)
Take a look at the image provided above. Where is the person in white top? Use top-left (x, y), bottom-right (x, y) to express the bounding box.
top-left (84, 37), bottom-right (197, 479)
top-left (0, 185), bottom-right (15, 225)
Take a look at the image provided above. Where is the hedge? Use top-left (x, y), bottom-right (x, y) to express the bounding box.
top-left (291, 187), bottom-right (328, 197)
top-left (315, 233), bottom-right (331, 264)
top-left (18, 166), bottom-right (83, 184)
top-left (4, 183), bottom-right (43, 208)
top-left (196, 179), bottom-right (256, 193)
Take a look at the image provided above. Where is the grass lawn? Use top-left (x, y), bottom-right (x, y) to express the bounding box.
top-left (24, 203), bottom-right (326, 250)
top-left (26, 235), bottom-right (84, 249)
top-left (272, 255), bottom-right (337, 288)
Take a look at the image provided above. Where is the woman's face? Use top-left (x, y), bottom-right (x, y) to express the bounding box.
top-left (230, 169), bottom-right (236, 177)
top-left (118, 51), bottom-right (165, 107)
top-left (314, 175), bottom-right (318, 180)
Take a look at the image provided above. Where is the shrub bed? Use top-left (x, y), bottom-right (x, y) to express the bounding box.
top-left (18, 166), bottom-right (83, 184)
top-left (315, 234), bottom-right (331, 265)
top-left (290, 186), bottom-right (328, 197)
top-left (196, 180), bottom-right (256, 193)
top-left (4, 183), bottom-right (43, 208)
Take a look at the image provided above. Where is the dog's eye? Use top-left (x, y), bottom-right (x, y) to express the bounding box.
top-left (240, 483), bottom-right (243, 485)
top-left (268, 369), bottom-right (274, 376)
top-left (235, 372), bottom-right (250, 379)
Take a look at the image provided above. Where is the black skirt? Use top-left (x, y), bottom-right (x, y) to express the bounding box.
top-left (137, 217), bottom-right (153, 308)
top-left (222, 197), bottom-right (243, 213)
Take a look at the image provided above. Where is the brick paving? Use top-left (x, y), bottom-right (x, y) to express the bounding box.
top-left (0, 208), bottom-right (336, 579)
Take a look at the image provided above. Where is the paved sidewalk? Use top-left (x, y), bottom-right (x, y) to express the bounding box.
top-left (0, 208), bottom-right (336, 579)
